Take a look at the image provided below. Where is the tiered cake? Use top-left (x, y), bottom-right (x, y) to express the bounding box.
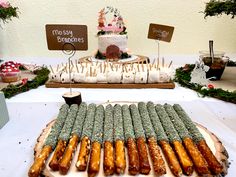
top-left (95, 6), bottom-right (129, 60)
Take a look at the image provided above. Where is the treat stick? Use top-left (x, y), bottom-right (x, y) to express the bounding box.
top-left (75, 63), bottom-right (79, 73)
top-left (168, 60), bottom-right (173, 68)
top-left (59, 135), bottom-right (79, 174)
top-left (90, 67), bottom-right (92, 77)
top-left (49, 105), bottom-right (79, 171)
top-left (164, 104), bottom-right (210, 175)
top-left (109, 62), bottom-right (113, 71)
top-left (81, 66), bottom-right (84, 74)
top-left (103, 64), bottom-right (106, 74)
top-left (173, 104), bottom-right (223, 175)
top-left (122, 105), bottom-right (140, 175)
top-left (130, 104), bottom-right (150, 175)
top-left (88, 105), bottom-right (104, 177)
top-left (126, 138), bottom-right (140, 175)
top-left (157, 57), bottom-right (159, 69)
top-left (113, 104), bottom-right (126, 174)
top-left (138, 102), bottom-right (165, 175)
top-left (100, 64), bottom-right (102, 73)
top-left (28, 104), bottom-right (69, 177)
top-left (146, 102), bottom-right (182, 177)
top-left (103, 141), bottom-right (115, 176)
top-left (76, 104), bottom-right (96, 171)
top-left (28, 146), bottom-right (52, 177)
top-left (162, 57), bottom-right (165, 68)
top-left (159, 140), bottom-right (182, 177)
top-left (137, 64), bottom-right (140, 72)
top-left (59, 103), bottom-right (87, 174)
top-left (49, 140), bottom-right (67, 171)
top-left (103, 104), bottom-right (115, 176)
top-left (156, 104), bottom-right (193, 176)
top-left (88, 142), bottom-right (101, 177)
top-left (49, 65), bottom-right (54, 74)
top-left (76, 136), bottom-right (91, 171)
top-left (147, 137), bottom-right (166, 175)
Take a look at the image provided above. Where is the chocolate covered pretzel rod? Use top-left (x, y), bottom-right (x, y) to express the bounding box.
top-left (49, 104), bottom-right (79, 171)
top-left (130, 104), bottom-right (151, 175)
top-left (76, 103), bottom-right (96, 171)
top-left (59, 102), bottom-right (87, 174)
top-left (103, 104), bottom-right (115, 176)
top-left (122, 104), bottom-right (140, 175)
top-left (173, 104), bottom-right (223, 175)
top-left (28, 104), bottom-right (69, 177)
top-left (164, 104), bottom-right (210, 175)
top-left (138, 102), bottom-right (165, 175)
top-left (88, 105), bottom-right (104, 177)
top-left (146, 102), bottom-right (182, 177)
top-left (113, 104), bottom-right (126, 174)
top-left (156, 104), bottom-right (194, 176)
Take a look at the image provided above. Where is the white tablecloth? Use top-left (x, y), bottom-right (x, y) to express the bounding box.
top-left (1, 83), bottom-right (236, 177)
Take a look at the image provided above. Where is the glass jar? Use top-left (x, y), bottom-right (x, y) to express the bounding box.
top-left (199, 50), bottom-right (229, 80)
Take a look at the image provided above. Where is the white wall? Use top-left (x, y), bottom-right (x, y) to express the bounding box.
top-left (1, 0), bottom-right (236, 62)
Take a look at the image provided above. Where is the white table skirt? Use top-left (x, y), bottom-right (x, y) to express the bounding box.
top-left (1, 83), bottom-right (236, 177)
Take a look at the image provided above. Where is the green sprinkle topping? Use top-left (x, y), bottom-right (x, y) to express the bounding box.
top-left (81, 103), bottom-right (96, 139)
top-left (44, 104), bottom-right (69, 149)
top-left (103, 104), bottom-right (114, 142)
top-left (155, 104), bottom-right (181, 142)
top-left (130, 104), bottom-right (145, 139)
top-left (59, 104), bottom-right (79, 141)
top-left (173, 104), bottom-right (204, 142)
top-left (71, 102), bottom-right (87, 137)
top-left (164, 104), bottom-right (191, 139)
top-left (92, 105), bottom-right (105, 144)
top-left (114, 104), bottom-right (124, 141)
top-left (146, 102), bottom-right (168, 141)
top-left (138, 102), bottom-right (156, 139)
top-left (122, 104), bottom-right (135, 141)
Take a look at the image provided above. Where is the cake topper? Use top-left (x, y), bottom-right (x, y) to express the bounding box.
top-left (97, 6), bottom-right (126, 35)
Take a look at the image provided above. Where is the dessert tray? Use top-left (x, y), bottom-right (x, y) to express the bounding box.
top-left (29, 102), bottom-right (229, 177)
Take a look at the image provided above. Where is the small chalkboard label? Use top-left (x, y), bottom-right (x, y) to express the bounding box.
top-left (45, 24), bottom-right (88, 50)
top-left (148, 23), bottom-right (174, 42)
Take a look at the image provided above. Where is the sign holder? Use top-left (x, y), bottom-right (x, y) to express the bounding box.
top-left (45, 24), bottom-right (88, 105)
top-left (62, 43), bottom-right (76, 95)
top-left (148, 23), bottom-right (174, 65)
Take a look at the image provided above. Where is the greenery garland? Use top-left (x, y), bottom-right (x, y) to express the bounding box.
top-left (204, 0), bottom-right (236, 18)
top-left (1, 67), bottom-right (50, 99)
top-left (174, 64), bottom-right (236, 104)
top-left (0, 1), bottom-right (19, 23)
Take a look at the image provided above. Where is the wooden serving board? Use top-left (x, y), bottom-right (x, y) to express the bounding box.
top-left (45, 82), bottom-right (175, 89)
top-left (34, 120), bottom-right (229, 177)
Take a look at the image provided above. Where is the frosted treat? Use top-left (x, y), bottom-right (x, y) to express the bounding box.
top-left (148, 70), bottom-right (159, 83)
top-left (122, 71), bottom-right (135, 83)
top-left (96, 71), bottom-right (107, 83)
top-left (107, 70), bottom-right (122, 83)
top-left (73, 72), bottom-right (86, 83)
top-left (134, 71), bottom-right (147, 83)
top-left (158, 70), bottom-right (171, 83)
top-left (61, 72), bottom-right (74, 83)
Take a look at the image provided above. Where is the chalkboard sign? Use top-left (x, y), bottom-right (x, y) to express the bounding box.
top-left (45, 24), bottom-right (88, 51)
top-left (148, 23), bottom-right (174, 42)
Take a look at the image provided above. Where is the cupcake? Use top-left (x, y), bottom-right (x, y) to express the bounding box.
top-left (0, 61), bottom-right (21, 83)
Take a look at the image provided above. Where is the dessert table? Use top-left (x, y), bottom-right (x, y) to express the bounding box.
top-left (1, 83), bottom-right (236, 177)
top-left (1, 54), bottom-right (236, 177)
